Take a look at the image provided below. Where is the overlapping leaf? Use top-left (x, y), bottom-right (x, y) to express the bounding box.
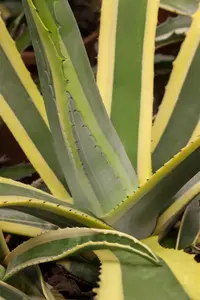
top-left (2, 228), bottom-right (198, 299)
top-left (0, 208), bottom-right (58, 237)
top-left (152, 8), bottom-right (200, 170)
top-left (104, 136), bottom-right (200, 239)
top-left (22, 0), bottom-right (138, 218)
top-left (155, 172), bottom-right (200, 237)
top-left (97, 0), bottom-right (159, 184)
top-left (0, 177), bottom-right (109, 229)
top-left (3, 228), bottom-right (158, 280)
top-left (0, 17), bottom-right (68, 199)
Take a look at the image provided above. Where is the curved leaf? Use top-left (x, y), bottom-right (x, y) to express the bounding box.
top-left (3, 227), bottom-right (196, 299)
top-left (3, 228), bottom-right (158, 280)
top-left (0, 196), bottom-right (111, 230)
top-left (0, 178), bottom-right (109, 230)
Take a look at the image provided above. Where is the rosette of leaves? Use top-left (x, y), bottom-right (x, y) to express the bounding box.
top-left (0, 0), bottom-right (200, 299)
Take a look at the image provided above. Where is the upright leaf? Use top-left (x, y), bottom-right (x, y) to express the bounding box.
top-left (23, 0), bottom-right (137, 216)
top-left (97, 0), bottom-right (159, 184)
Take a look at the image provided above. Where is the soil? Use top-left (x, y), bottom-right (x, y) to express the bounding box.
top-left (41, 263), bottom-right (96, 300)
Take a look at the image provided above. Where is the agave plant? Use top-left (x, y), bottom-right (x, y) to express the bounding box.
top-left (0, 0), bottom-right (200, 299)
